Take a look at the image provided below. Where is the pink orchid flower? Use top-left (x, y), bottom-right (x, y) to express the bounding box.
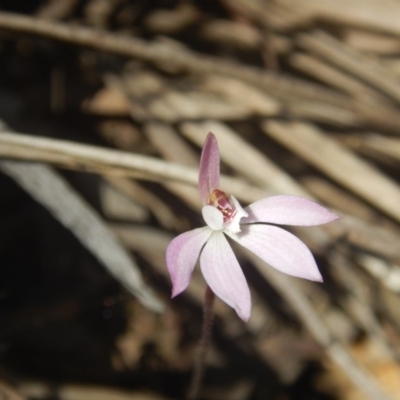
top-left (166, 132), bottom-right (339, 321)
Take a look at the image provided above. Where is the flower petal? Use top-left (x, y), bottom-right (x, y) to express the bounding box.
top-left (227, 224), bottom-right (322, 281)
top-left (166, 227), bottom-right (212, 297)
top-left (202, 205), bottom-right (224, 230)
top-left (242, 195), bottom-right (339, 226)
top-left (200, 232), bottom-right (251, 321)
top-left (199, 132), bottom-right (220, 204)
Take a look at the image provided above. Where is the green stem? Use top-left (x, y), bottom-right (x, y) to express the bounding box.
top-left (187, 286), bottom-right (215, 400)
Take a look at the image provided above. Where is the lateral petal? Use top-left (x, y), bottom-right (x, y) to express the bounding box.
top-left (166, 227), bottom-right (212, 297)
top-left (228, 224), bottom-right (322, 282)
top-left (200, 232), bottom-right (251, 321)
top-left (199, 132), bottom-right (220, 204)
top-left (243, 195), bottom-right (339, 226)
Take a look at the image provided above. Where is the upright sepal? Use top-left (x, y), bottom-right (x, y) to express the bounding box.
top-left (199, 132), bottom-right (220, 204)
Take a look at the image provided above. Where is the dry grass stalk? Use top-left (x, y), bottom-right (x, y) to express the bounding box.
top-left (289, 52), bottom-right (385, 102)
top-left (297, 31), bottom-right (400, 105)
top-left (244, 249), bottom-right (393, 400)
top-left (105, 176), bottom-right (179, 230)
top-left (144, 123), bottom-right (202, 211)
top-left (266, 0), bottom-right (400, 37)
top-left (343, 29), bottom-right (400, 55)
top-left (343, 133), bottom-right (400, 163)
top-left (0, 10), bottom-right (353, 109)
top-left (0, 160), bottom-right (163, 312)
top-left (263, 121), bottom-right (400, 224)
top-left (180, 121), bottom-right (309, 196)
top-left (0, 130), bottom-right (272, 205)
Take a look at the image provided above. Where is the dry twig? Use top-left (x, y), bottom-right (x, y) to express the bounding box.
top-left (263, 121), bottom-right (400, 224)
top-left (0, 131), bottom-right (272, 204)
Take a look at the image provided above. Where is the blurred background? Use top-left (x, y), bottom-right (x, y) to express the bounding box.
top-left (1, 0), bottom-right (400, 399)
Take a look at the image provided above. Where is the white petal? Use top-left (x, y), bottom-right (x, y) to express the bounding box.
top-left (200, 232), bottom-right (251, 321)
top-left (227, 224), bottom-right (322, 281)
top-left (202, 205), bottom-right (224, 231)
top-left (166, 227), bottom-right (213, 297)
top-left (242, 195), bottom-right (339, 226)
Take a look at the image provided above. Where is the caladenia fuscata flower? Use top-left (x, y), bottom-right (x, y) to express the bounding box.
top-left (166, 132), bottom-right (339, 322)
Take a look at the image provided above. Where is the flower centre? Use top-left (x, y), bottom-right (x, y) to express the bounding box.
top-left (207, 189), bottom-right (236, 222)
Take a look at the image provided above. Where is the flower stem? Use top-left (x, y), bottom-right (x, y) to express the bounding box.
top-left (187, 285), bottom-right (215, 400)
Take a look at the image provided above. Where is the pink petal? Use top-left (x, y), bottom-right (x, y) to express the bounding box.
top-left (166, 227), bottom-right (212, 297)
top-left (200, 232), bottom-right (251, 321)
top-left (227, 224), bottom-right (322, 281)
top-left (242, 195), bottom-right (339, 226)
top-left (199, 132), bottom-right (220, 204)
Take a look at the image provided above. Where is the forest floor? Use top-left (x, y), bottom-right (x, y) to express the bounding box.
top-left (2, 1), bottom-right (400, 399)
